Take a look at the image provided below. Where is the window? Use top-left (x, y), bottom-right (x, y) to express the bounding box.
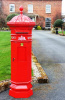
top-left (9, 4), bottom-right (15, 12)
top-left (28, 4), bottom-right (33, 13)
top-left (30, 17), bottom-right (35, 22)
top-left (46, 5), bottom-right (51, 13)
top-left (45, 18), bottom-right (51, 28)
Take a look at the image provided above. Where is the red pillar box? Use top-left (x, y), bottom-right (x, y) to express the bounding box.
top-left (7, 6), bottom-right (35, 98)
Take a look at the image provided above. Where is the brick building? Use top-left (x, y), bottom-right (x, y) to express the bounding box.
top-left (0, 0), bottom-right (62, 28)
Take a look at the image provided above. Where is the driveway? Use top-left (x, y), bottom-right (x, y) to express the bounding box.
top-left (32, 30), bottom-right (65, 63)
top-left (0, 30), bottom-right (65, 100)
top-left (32, 30), bottom-right (65, 100)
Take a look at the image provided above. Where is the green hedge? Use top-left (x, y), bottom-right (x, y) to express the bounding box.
top-left (7, 13), bottom-right (18, 21)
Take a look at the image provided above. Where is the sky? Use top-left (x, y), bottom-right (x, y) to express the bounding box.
top-left (62, 0), bottom-right (65, 15)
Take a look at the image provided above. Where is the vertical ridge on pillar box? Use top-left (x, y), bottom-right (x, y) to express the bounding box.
top-left (7, 5), bottom-right (35, 98)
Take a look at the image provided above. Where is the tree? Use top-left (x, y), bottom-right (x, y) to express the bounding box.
top-left (53, 19), bottom-right (63, 28)
top-left (0, 0), bottom-right (7, 28)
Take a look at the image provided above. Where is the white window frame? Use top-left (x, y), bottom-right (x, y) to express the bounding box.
top-left (46, 5), bottom-right (51, 13)
top-left (28, 4), bottom-right (33, 13)
top-left (9, 4), bottom-right (15, 12)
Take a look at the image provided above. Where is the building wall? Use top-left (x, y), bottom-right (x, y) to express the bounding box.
top-left (2, 0), bottom-right (62, 27)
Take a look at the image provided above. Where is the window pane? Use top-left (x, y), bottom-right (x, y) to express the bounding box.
top-left (46, 5), bottom-right (51, 13)
top-left (45, 18), bottom-right (51, 21)
top-left (45, 18), bottom-right (51, 28)
top-left (9, 4), bottom-right (15, 12)
top-left (28, 4), bottom-right (33, 13)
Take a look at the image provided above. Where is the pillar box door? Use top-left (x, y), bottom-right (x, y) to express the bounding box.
top-left (11, 41), bottom-right (31, 82)
top-left (7, 6), bottom-right (35, 98)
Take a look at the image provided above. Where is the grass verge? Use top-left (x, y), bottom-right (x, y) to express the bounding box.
top-left (0, 31), bottom-right (11, 81)
top-left (58, 31), bottom-right (65, 34)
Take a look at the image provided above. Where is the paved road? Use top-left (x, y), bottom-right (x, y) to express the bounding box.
top-left (32, 30), bottom-right (65, 100)
top-left (32, 30), bottom-right (65, 64)
top-left (0, 30), bottom-right (65, 100)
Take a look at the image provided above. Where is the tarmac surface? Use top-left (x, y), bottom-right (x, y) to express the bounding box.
top-left (0, 30), bottom-right (65, 100)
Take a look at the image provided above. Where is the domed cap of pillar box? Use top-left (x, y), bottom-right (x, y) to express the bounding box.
top-left (7, 6), bottom-right (35, 27)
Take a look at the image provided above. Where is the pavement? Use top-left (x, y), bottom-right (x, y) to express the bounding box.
top-left (0, 30), bottom-right (65, 100)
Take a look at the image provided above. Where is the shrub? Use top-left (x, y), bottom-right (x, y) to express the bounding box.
top-left (53, 19), bottom-right (63, 28)
top-left (7, 13), bottom-right (18, 21)
top-left (2, 27), bottom-right (10, 31)
top-left (41, 27), bottom-right (45, 30)
top-left (37, 26), bottom-right (42, 30)
top-left (0, 17), bottom-right (7, 28)
top-left (51, 28), bottom-right (56, 33)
